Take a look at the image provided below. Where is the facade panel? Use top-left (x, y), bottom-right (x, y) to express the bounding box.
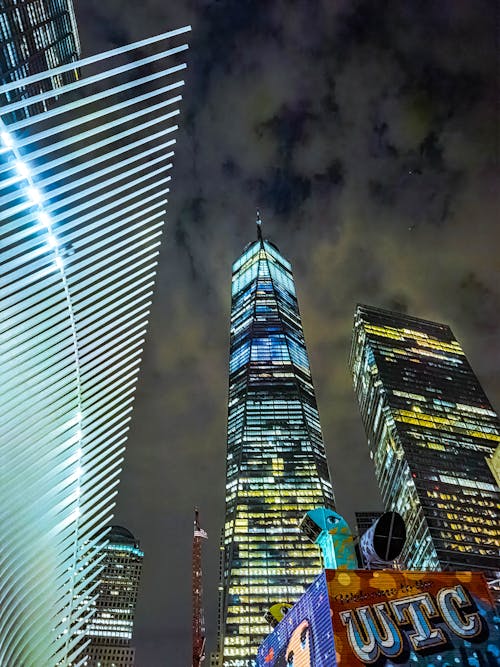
top-left (354, 512), bottom-right (383, 539)
top-left (349, 305), bottom-right (500, 583)
top-left (354, 511), bottom-right (383, 568)
top-left (256, 572), bottom-right (335, 667)
top-left (221, 232), bottom-right (335, 666)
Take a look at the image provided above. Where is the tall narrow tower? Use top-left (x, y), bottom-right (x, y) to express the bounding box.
top-left (221, 220), bottom-right (335, 666)
top-left (193, 509), bottom-right (208, 667)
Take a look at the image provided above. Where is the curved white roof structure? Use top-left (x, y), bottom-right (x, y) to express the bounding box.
top-left (0, 25), bottom-right (190, 665)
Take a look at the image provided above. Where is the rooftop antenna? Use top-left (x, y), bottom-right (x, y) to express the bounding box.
top-left (256, 208), bottom-right (263, 242)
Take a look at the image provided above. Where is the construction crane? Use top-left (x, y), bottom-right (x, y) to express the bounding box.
top-left (192, 508), bottom-right (208, 667)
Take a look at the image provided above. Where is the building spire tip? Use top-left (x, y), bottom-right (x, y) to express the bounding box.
top-left (256, 209), bottom-right (263, 241)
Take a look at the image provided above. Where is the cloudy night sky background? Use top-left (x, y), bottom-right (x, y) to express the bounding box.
top-left (74, 1), bottom-right (499, 665)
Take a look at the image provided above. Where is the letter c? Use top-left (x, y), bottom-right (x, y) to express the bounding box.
top-left (436, 585), bottom-right (483, 640)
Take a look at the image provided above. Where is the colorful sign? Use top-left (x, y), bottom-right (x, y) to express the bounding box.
top-left (327, 569), bottom-right (500, 666)
top-left (258, 570), bottom-right (500, 666)
top-left (256, 572), bottom-right (336, 667)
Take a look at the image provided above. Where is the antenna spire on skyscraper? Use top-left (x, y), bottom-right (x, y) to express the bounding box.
top-left (256, 209), bottom-right (263, 241)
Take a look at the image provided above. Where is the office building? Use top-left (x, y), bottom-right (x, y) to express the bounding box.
top-left (350, 305), bottom-right (500, 581)
top-left (220, 223), bottom-right (335, 666)
top-left (0, 0), bottom-right (80, 122)
top-left (0, 26), bottom-right (190, 664)
top-left (83, 526), bottom-right (143, 667)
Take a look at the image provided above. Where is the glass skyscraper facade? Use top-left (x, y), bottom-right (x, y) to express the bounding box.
top-left (221, 230), bottom-right (335, 666)
top-left (350, 305), bottom-right (500, 582)
top-left (82, 526), bottom-right (144, 667)
top-left (0, 0), bottom-right (80, 122)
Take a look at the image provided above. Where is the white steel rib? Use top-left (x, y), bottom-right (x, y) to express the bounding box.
top-left (0, 25), bottom-right (190, 666)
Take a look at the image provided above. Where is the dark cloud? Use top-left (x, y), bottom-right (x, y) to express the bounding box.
top-left (252, 168), bottom-right (312, 218)
top-left (74, 1), bottom-right (500, 665)
top-left (459, 272), bottom-right (500, 332)
top-left (386, 295), bottom-right (409, 315)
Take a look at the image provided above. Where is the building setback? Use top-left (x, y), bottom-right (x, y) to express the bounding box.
top-left (82, 526), bottom-right (143, 667)
top-left (0, 0), bottom-right (80, 122)
top-left (221, 226), bottom-right (335, 666)
top-left (350, 305), bottom-right (500, 583)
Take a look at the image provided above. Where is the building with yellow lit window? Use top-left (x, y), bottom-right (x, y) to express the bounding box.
top-left (220, 224), bottom-right (335, 666)
top-left (350, 305), bottom-right (500, 588)
top-left (81, 526), bottom-right (143, 667)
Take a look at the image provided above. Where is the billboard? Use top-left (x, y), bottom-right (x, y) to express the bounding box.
top-left (326, 569), bottom-right (500, 666)
top-left (256, 572), bottom-right (336, 667)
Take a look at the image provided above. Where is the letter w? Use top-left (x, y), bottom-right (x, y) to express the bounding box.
top-left (340, 603), bottom-right (403, 663)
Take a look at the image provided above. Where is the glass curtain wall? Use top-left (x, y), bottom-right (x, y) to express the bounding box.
top-left (221, 235), bottom-right (335, 666)
top-left (350, 305), bottom-right (500, 582)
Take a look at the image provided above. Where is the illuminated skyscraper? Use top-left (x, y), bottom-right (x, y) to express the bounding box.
top-left (221, 222), bottom-right (335, 666)
top-left (350, 305), bottom-right (500, 581)
top-left (0, 0), bottom-right (80, 122)
top-left (0, 26), bottom-right (190, 664)
top-left (83, 526), bottom-right (144, 667)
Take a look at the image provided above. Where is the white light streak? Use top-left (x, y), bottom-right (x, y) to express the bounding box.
top-left (15, 160), bottom-right (30, 179)
top-left (38, 210), bottom-right (51, 226)
top-left (1, 130), bottom-right (14, 147)
top-left (47, 233), bottom-right (58, 248)
top-left (27, 186), bottom-right (42, 204)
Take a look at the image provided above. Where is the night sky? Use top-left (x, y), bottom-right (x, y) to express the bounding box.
top-left (74, 2), bottom-right (499, 665)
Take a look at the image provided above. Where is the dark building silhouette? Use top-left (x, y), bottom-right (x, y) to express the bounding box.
top-left (355, 511), bottom-right (384, 540)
